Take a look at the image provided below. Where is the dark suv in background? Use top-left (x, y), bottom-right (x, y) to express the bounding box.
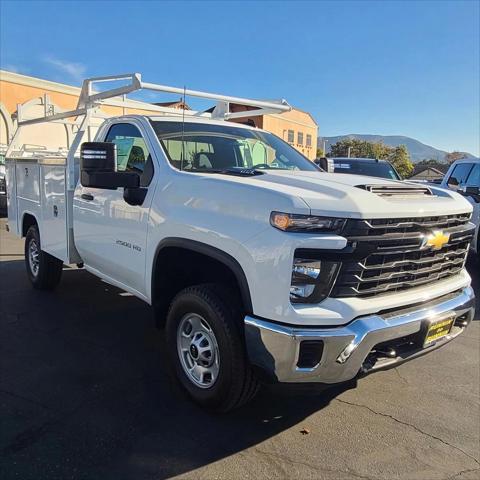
top-left (330, 157), bottom-right (401, 180)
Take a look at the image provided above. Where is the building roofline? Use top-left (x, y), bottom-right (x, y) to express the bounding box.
top-left (0, 69), bottom-right (167, 112)
top-left (0, 69), bottom-right (82, 95)
top-left (412, 166), bottom-right (445, 175)
top-left (289, 106), bottom-right (318, 125)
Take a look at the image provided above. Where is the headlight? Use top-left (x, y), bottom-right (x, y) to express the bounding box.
top-left (290, 256), bottom-right (340, 303)
top-left (270, 211), bottom-right (346, 233)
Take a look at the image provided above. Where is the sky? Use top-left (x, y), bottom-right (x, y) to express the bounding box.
top-left (1, 0), bottom-right (479, 155)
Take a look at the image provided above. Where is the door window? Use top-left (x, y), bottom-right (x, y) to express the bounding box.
top-left (105, 123), bottom-right (154, 186)
top-left (447, 163), bottom-right (473, 190)
top-left (465, 163), bottom-right (479, 187)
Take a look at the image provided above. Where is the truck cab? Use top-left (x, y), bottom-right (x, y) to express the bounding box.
top-left (5, 74), bottom-right (476, 411)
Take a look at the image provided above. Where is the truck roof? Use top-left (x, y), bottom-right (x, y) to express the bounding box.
top-left (449, 157), bottom-right (480, 165)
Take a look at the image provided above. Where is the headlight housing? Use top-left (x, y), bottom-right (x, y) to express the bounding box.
top-left (270, 211), bottom-right (346, 233)
top-left (290, 255), bottom-right (341, 304)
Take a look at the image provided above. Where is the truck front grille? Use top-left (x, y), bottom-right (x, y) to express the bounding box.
top-left (331, 213), bottom-right (474, 298)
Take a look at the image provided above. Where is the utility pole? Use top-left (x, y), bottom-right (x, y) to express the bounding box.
top-left (347, 146), bottom-right (351, 158)
top-left (323, 139), bottom-right (328, 156)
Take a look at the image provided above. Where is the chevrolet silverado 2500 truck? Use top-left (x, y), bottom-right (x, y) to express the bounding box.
top-left (6, 74), bottom-right (476, 411)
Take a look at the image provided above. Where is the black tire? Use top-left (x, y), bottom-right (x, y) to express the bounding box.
top-left (166, 284), bottom-right (259, 412)
top-left (25, 225), bottom-right (63, 290)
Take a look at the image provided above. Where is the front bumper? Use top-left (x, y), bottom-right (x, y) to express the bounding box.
top-left (245, 286), bottom-right (475, 383)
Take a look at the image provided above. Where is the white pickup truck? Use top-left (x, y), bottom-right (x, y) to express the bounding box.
top-left (5, 74), bottom-right (476, 411)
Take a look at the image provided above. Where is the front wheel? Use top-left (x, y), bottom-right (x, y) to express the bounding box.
top-left (25, 225), bottom-right (63, 290)
top-left (166, 284), bottom-right (259, 412)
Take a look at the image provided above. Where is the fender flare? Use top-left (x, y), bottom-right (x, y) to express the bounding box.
top-left (21, 211), bottom-right (40, 237)
top-left (152, 237), bottom-right (253, 314)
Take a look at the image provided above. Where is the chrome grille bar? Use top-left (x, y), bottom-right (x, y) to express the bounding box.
top-left (362, 213), bottom-right (471, 230)
top-left (331, 214), bottom-right (474, 298)
top-left (358, 246), bottom-right (469, 270)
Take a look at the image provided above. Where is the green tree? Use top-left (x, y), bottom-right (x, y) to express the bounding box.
top-left (418, 158), bottom-right (441, 165)
top-left (328, 139), bottom-right (390, 159)
top-left (445, 151), bottom-right (468, 164)
top-left (417, 158), bottom-right (447, 169)
top-left (316, 148), bottom-right (325, 158)
top-left (329, 139), bottom-right (414, 178)
top-left (388, 145), bottom-right (414, 178)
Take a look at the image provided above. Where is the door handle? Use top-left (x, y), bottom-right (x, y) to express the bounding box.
top-left (81, 193), bottom-right (94, 201)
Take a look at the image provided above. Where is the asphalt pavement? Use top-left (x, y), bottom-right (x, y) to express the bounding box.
top-left (0, 217), bottom-right (479, 480)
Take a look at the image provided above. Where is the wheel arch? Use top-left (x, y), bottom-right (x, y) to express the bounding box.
top-left (151, 238), bottom-right (253, 325)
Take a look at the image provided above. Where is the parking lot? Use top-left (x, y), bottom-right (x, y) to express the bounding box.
top-left (0, 217), bottom-right (478, 480)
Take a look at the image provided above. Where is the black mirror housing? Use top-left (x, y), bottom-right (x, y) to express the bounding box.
top-left (80, 142), bottom-right (117, 172)
top-left (81, 170), bottom-right (140, 190)
top-left (315, 157), bottom-right (334, 173)
top-left (80, 141), bottom-right (140, 189)
top-left (465, 186), bottom-right (480, 196)
top-left (124, 187), bottom-right (148, 206)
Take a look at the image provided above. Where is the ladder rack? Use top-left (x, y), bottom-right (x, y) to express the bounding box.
top-left (7, 73), bottom-right (292, 190)
top-left (16, 72), bottom-right (291, 127)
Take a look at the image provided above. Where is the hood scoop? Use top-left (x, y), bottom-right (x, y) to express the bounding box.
top-left (356, 184), bottom-right (433, 197)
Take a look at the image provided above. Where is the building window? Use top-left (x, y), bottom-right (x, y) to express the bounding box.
top-left (306, 134), bottom-right (312, 147)
top-left (287, 130), bottom-right (294, 143)
top-left (297, 132), bottom-right (304, 145)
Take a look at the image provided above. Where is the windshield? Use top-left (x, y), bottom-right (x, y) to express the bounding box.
top-left (333, 159), bottom-right (400, 180)
top-left (150, 121), bottom-right (318, 172)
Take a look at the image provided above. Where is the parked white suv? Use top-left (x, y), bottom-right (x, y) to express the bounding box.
top-left (440, 158), bottom-right (479, 255)
top-left (5, 74), bottom-right (476, 411)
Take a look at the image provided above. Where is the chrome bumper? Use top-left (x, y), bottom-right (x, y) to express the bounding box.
top-left (244, 286), bottom-right (475, 383)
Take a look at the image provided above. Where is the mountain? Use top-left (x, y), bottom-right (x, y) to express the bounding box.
top-left (319, 134), bottom-right (475, 163)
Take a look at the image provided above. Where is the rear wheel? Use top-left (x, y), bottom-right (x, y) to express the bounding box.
top-left (166, 284), bottom-right (259, 412)
top-left (25, 225), bottom-right (63, 290)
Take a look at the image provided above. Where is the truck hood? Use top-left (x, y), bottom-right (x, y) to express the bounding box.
top-left (249, 170), bottom-right (473, 218)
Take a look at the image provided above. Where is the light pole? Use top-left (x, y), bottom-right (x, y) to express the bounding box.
top-left (322, 139), bottom-right (328, 156)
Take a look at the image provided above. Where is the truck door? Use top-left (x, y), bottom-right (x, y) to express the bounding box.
top-left (73, 122), bottom-right (155, 297)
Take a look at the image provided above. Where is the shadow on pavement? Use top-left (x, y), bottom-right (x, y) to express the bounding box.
top-left (0, 253), bottom-right (478, 479)
top-left (0, 259), bottom-right (357, 480)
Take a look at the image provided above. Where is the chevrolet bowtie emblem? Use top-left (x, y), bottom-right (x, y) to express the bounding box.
top-left (425, 230), bottom-right (450, 250)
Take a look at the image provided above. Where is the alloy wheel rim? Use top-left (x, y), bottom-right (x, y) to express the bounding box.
top-left (28, 239), bottom-right (40, 277)
top-left (176, 313), bottom-right (220, 389)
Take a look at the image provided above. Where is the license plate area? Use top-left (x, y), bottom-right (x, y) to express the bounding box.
top-left (424, 315), bottom-right (455, 347)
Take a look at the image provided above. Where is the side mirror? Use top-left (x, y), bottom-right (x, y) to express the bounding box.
top-left (465, 186), bottom-right (480, 196)
top-left (80, 142), bottom-right (139, 190)
top-left (464, 186), bottom-right (480, 203)
top-left (315, 157), bottom-right (334, 173)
